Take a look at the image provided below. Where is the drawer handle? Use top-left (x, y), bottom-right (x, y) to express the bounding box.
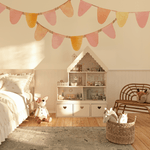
top-left (98, 106), bottom-right (101, 109)
top-left (63, 106), bottom-right (67, 109)
top-left (80, 106), bottom-right (84, 109)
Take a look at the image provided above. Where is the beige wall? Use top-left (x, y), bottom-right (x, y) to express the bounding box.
top-left (0, 0), bottom-right (150, 112)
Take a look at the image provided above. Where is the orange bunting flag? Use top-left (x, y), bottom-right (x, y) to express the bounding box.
top-left (60, 0), bottom-right (74, 17)
top-left (52, 33), bottom-right (65, 49)
top-left (135, 12), bottom-right (149, 28)
top-left (0, 3), bottom-right (5, 13)
top-left (34, 24), bottom-right (48, 41)
top-left (116, 12), bottom-right (129, 27)
top-left (102, 23), bottom-right (116, 39)
top-left (86, 31), bottom-right (98, 47)
top-left (10, 9), bottom-right (22, 24)
top-left (43, 9), bottom-right (56, 26)
top-left (25, 13), bottom-right (38, 28)
top-left (97, 8), bottom-right (110, 24)
top-left (78, 0), bottom-right (92, 16)
top-left (71, 36), bottom-right (83, 51)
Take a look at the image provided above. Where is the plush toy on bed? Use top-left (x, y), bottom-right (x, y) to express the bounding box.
top-left (35, 96), bottom-right (52, 124)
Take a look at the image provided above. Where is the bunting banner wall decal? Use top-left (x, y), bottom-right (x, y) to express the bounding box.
top-left (35, 18), bottom-right (116, 51)
top-left (78, 0), bottom-right (92, 16)
top-left (0, 3), bottom-right (5, 13)
top-left (78, 0), bottom-right (150, 28)
top-left (135, 12), bottom-right (149, 28)
top-left (0, 0), bottom-right (73, 27)
top-left (10, 9), bottom-right (22, 24)
top-left (34, 23), bottom-right (48, 41)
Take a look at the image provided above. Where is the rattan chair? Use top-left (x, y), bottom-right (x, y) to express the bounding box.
top-left (113, 83), bottom-right (150, 115)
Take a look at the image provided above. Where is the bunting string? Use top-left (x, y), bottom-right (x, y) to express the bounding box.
top-left (35, 18), bottom-right (117, 51)
top-left (78, 0), bottom-right (150, 28)
top-left (0, 0), bottom-right (74, 27)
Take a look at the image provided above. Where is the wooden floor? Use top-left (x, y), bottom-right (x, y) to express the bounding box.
top-left (20, 113), bottom-right (150, 150)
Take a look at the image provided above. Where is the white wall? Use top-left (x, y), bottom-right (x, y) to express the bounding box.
top-left (0, 0), bottom-right (150, 112)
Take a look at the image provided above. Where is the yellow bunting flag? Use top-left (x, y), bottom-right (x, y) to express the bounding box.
top-left (60, 0), bottom-right (74, 17)
top-left (70, 36), bottom-right (83, 51)
top-left (25, 13), bottom-right (38, 28)
top-left (116, 12), bottom-right (128, 27)
top-left (97, 8), bottom-right (110, 24)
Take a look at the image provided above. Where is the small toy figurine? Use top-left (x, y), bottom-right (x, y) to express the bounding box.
top-left (35, 96), bottom-right (52, 124)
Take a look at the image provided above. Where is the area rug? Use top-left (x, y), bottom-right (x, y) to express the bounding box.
top-left (0, 127), bottom-right (134, 150)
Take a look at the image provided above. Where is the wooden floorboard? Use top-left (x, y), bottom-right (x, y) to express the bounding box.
top-left (19, 113), bottom-right (150, 150)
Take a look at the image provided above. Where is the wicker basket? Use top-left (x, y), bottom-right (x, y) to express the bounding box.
top-left (106, 116), bottom-right (136, 145)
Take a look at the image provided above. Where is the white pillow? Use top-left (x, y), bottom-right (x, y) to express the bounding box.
top-left (0, 80), bottom-right (3, 89)
top-left (1, 75), bottom-right (29, 94)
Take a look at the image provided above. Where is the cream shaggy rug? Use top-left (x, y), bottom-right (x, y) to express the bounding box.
top-left (0, 126), bottom-right (134, 150)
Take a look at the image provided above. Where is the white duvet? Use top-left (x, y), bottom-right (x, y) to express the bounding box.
top-left (0, 91), bottom-right (30, 145)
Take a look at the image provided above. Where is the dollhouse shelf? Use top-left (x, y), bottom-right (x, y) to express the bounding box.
top-left (56, 47), bottom-right (108, 117)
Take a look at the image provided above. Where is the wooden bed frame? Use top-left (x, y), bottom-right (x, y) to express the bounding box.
top-left (113, 83), bottom-right (150, 115)
top-left (0, 69), bottom-right (36, 114)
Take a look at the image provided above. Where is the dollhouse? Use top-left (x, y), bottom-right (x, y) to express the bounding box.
top-left (56, 47), bottom-right (108, 117)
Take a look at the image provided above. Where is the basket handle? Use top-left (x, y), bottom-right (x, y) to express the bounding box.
top-left (134, 116), bottom-right (137, 123)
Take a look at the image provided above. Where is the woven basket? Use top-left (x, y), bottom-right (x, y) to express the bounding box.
top-left (106, 116), bottom-right (136, 145)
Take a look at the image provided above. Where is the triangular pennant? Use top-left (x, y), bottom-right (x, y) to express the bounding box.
top-left (52, 33), bottom-right (65, 49)
top-left (70, 36), bottom-right (83, 51)
top-left (10, 9), bottom-right (22, 24)
top-left (78, 0), bottom-right (92, 16)
top-left (116, 12), bottom-right (129, 27)
top-left (25, 13), bottom-right (38, 28)
top-left (97, 7), bottom-right (110, 24)
top-left (86, 31), bottom-right (98, 47)
top-left (0, 3), bottom-right (5, 13)
top-left (102, 23), bottom-right (116, 39)
top-left (43, 9), bottom-right (56, 26)
top-left (60, 0), bottom-right (74, 17)
top-left (34, 24), bottom-right (48, 41)
top-left (135, 12), bottom-right (149, 28)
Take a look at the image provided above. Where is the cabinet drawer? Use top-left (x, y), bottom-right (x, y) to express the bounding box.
top-left (73, 104), bottom-right (89, 117)
top-left (57, 104), bottom-right (73, 117)
top-left (91, 104), bottom-right (106, 117)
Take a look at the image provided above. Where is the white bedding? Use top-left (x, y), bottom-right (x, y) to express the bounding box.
top-left (0, 91), bottom-right (32, 145)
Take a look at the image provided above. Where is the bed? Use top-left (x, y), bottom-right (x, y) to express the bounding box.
top-left (0, 69), bottom-right (35, 145)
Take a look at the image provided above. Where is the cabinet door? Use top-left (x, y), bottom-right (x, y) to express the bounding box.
top-left (91, 104), bottom-right (106, 117)
top-left (73, 104), bottom-right (89, 117)
top-left (57, 104), bottom-right (73, 117)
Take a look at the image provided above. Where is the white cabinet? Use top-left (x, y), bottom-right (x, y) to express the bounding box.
top-left (74, 104), bottom-right (89, 117)
top-left (91, 104), bottom-right (106, 117)
top-left (56, 49), bottom-right (108, 117)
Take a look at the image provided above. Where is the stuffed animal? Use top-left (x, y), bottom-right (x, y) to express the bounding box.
top-left (136, 89), bottom-right (147, 103)
top-left (118, 113), bottom-right (128, 123)
top-left (35, 96), bottom-right (52, 124)
top-left (146, 89), bottom-right (150, 103)
top-left (103, 108), bottom-right (118, 123)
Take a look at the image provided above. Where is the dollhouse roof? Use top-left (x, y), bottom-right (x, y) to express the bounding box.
top-left (67, 46), bottom-right (108, 72)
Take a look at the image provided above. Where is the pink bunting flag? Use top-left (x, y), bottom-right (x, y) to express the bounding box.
top-left (52, 33), bottom-right (65, 49)
top-left (43, 9), bottom-right (56, 26)
top-left (78, 0), bottom-right (92, 16)
top-left (10, 9), bottom-right (22, 24)
top-left (135, 12), bottom-right (149, 28)
top-left (102, 23), bottom-right (116, 39)
top-left (86, 31), bottom-right (98, 47)
top-left (34, 24), bottom-right (48, 41)
top-left (0, 3), bottom-right (5, 13)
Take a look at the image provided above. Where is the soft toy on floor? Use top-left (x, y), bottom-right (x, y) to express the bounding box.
top-left (35, 96), bottom-right (52, 124)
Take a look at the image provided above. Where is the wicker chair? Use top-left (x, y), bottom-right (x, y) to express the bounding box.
top-left (113, 83), bottom-right (150, 115)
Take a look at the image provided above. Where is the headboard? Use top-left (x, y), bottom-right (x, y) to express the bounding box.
top-left (0, 69), bottom-right (35, 98)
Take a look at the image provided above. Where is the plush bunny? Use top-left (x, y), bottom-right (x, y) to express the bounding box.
top-left (35, 96), bottom-right (52, 124)
top-left (103, 108), bottom-right (118, 123)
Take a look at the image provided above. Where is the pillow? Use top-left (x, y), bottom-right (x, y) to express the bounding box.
top-left (0, 74), bottom-right (9, 89)
top-left (0, 80), bottom-right (3, 89)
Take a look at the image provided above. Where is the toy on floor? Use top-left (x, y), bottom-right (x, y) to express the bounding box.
top-left (103, 108), bottom-right (128, 123)
top-left (34, 96), bottom-right (52, 124)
